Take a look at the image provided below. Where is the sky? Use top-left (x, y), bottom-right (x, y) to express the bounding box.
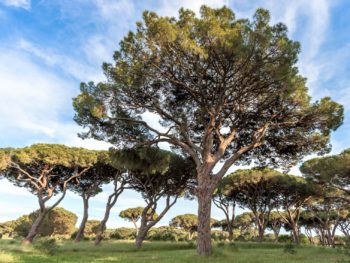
top-left (0, 0), bottom-right (350, 229)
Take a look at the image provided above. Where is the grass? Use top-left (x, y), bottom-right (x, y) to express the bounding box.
top-left (0, 239), bottom-right (349, 263)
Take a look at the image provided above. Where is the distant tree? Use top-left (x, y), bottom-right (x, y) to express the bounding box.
top-left (68, 152), bottom-right (117, 242)
top-left (0, 220), bottom-right (16, 238)
top-left (338, 210), bottom-right (350, 239)
top-left (94, 170), bottom-right (128, 245)
top-left (267, 211), bottom-right (285, 242)
top-left (274, 175), bottom-right (317, 244)
top-left (119, 207), bottom-right (144, 235)
top-left (13, 207), bottom-right (77, 237)
top-left (0, 144), bottom-right (104, 244)
top-left (303, 190), bottom-right (346, 247)
top-left (225, 168), bottom-right (283, 241)
top-left (301, 149), bottom-right (350, 202)
top-left (234, 212), bottom-right (256, 239)
top-left (111, 147), bottom-right (195, 248)
top-left (85, 220), bottom-right (101, 236)
top-left (213, 175), bottom-right (239, 241)
top-left (170, 214), bottom-right (198, 240)
top-left (73, 5), bottom-right (343, 255)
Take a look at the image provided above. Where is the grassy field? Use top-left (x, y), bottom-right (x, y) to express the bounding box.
top-left (0, 239), bottom-right (349, 263)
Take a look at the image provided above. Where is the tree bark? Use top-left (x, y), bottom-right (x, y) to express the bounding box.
top-left (291, 225), bottom-right (300, 244)
top-left (95, 203), bottom-right (113, 245)
top-left (75, 195), bottom-right (89, 243)
top-left (22, 209), bottom-right (47, 245)
top-left (197, 183), bottom-right (213, 256)
top-left (135, 225), bottom-right (149, 249)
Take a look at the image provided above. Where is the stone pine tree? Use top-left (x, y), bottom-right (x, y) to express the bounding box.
top-left (94, 169), bottom-right (129, 245)
top-left (212, 176), bottom-right (239, 241)
top-left (301, 149), bottom-right (350, 202)
top-left (225, 168), bottom-right (283, 241)
top-left (73, 6), bottom-right (343, 255)
top-left (275, 175), bottom-right (317, 244)
top-left (0, 144), bottom-right (104, 244)
top-left (170, 214), bottom-right (198, 240)
top-left (119, 207), bottom-right (144, 235)
top-left (111, 147), bottom-right (195, 248)
top-left (68, 152), bottom-right (118, 242)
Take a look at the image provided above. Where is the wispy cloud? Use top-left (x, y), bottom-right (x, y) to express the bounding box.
top-left (0, 0), bottom-right (30, 10)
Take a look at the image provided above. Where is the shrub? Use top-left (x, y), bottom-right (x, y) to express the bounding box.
top-left (211, 230), bottom-right (229, 241)
top-left (147, 227), bottom-right (187, 241)
top-left (34, 238), bottom-right (58, 256)
top-left (278, 234), bottom-right (293, 243)
top-left (110, 228), bottom-right (136, 240)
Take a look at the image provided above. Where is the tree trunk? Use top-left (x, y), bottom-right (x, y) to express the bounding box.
top-left (273, 229), bottom-right (280, 243)
top-left (22, 210), bottom-right (47, 245)
top-left (94, 204), bottom-right (112, 245)
top-left (135, 225), bottom-right (149, 249)
top-left (197, 185), bottom-right (213, 256)
top-left (228, 225), bottom-right (234, 242)
top-left (75, 196), bottom-right (89, 243)
top-left (291, 225), bottom-right (300, 244)
top-left (257, 223), bottom-right (265, 242)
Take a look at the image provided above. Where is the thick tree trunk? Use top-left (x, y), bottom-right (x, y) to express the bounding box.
top-left (257, 224), bottom-right (265, 242)
top-left (197, 186), bottom-right (213, 256)
top-left (291, 225), bottom-right (300, 244)
top-left (22, 210), bottom-right (47, 245)
top-left (75, 196), bottom-right (89, 243)
top-left (135, 226), bottom-right (149, 249)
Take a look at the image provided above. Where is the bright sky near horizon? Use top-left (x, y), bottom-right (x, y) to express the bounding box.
top-left (0, 0), bottom-right (350, 229)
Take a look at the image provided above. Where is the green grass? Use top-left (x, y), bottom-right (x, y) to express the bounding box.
top-left (0, 239), bottom-right (349, 263)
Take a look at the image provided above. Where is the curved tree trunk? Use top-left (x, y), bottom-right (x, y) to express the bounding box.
top-left (22, 209), bottom-right (47, 245)
top-left (197, 185), bottom-right (213, 256)
top-left (75, 195), bottom-right (89, 243)
top-left (95, 202), bottom-right (114, 245)
top-left (135, 225), bottom-right (149, 249)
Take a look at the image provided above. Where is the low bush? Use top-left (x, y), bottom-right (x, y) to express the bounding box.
top-left (34, 238), bottom-right (58, 256)
top-left (110, 228), bottom-right (136, 240)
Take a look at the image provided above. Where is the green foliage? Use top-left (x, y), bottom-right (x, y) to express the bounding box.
top-left (170, 214), bottom-right (198, 233)
top-left (119, 207), bottom-right (144, 223)
top-left (85, 220), bottom-right (100, 236)
top-left (211, 230), bottom-right (229, 241)
top-left (73, 5), bottom-right (343, 172)
top-left (14, 207), bottom-right (77, 237)
top-left (278, 234), bottom-right (293, 243)
top-left (34, 237), bottom-right (58, 256)
top-left (301, 149), bottom-right (350, 199)
top-left (110, 228), bottom-right (136, 240)
top-left (147, 227), bottom-right (187, 241)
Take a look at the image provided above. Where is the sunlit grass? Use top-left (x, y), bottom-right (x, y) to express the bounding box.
top-left (0, 239), bottom-right (348, 263)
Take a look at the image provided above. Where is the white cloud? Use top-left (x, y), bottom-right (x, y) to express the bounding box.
top-left (0, 0), bottom-right (30, 10)
top-left (156, 0), bottom-right (231, 17)
top-left (18, 39), bottom-right (103, 82)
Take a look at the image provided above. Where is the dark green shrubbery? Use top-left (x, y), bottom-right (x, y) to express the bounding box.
top-left (147, 227), bottom-right (187, 241)
top-left (110, 228), bottom-right (136, 240)
top-left (278, 234), bottom-right (293, 243)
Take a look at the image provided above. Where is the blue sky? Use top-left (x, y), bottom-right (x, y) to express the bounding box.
top-left (0, 0), bottom-right (350, 229)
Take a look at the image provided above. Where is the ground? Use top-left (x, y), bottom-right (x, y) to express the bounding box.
top-left (0, 240), bottom-right (348, 263)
